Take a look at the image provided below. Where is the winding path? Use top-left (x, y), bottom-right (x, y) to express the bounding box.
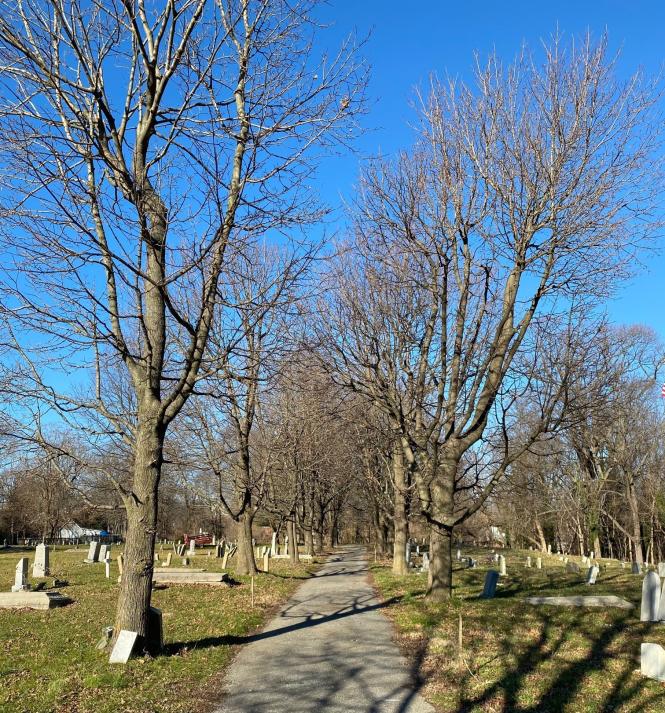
top-left (214, 545), bottom-right (434, 713)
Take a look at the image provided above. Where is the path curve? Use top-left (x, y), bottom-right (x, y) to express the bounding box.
top-left (214, 545), bottom-right (434, 713)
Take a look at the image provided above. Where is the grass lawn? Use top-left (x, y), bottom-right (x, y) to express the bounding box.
top-left (0, 545), bottom-right (317, 713)
top-left (371, 547), bottom-right (665, 713)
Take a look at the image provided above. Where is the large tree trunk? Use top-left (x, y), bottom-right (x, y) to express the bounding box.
top-left (392, 448), bottom-right (409, 575)
top-left (534, 519), bottom-right (547, 552)
top-left (114, 416), bottom-right (163, 650)
top-left (288, 519), bottom-right (300, 563)
top-left (304, 527), bottom-right (314, 556)
top-left (627, 478), bottom-right (644, 564)
top-left (428, 525), bottom-right (453, 602)
top-left (236, 509), bottom-right (258, 575)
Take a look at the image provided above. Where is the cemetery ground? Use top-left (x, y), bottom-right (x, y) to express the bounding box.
top-left (0, 546), bottom-right (318, 713)
top-left (372, 547), bottom-right (665, 713)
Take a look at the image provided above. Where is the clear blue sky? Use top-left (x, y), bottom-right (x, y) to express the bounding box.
top-left (313, 0), bottom-right (665, 339)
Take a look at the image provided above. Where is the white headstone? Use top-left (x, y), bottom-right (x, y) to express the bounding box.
top-left (536, 557), bottom-right (542, 569)
top-left (421, 552), bottom-right (430, 572)
top-left (11, 558), bottom-right (30, 592)
top-left (657, 562), bottom-right (665, 578)
top-left (641, 643), bottom-right (665, 682)
top-left (456, 549), bottom-right (461, 561)
top-left (586, 565), bottom-right (599, 585)
top-left (499, 555), bottom-right (506, 576)
top-left (188, 539), bottom-right (196, 554)
top-left (641, 571), bottom-right (661, 622)
top-left (33, 544), bottom-right (49, 577)
top-left (109, 630), bottom-right (139, 664)
top-left (526, 556), bottom-right (531, 568)
top-left (99, 544), bottom-right (108, 561)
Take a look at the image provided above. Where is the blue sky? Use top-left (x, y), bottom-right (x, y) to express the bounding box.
top-left (313, 0), bottom-right (665, 339)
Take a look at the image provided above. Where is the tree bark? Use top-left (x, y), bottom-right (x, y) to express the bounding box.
top-left (427, 525), bottom-right (453, 601)
top-left (114, 416), bottom-right (163, 650)
top-left (304, 527), bottom-right (314, 556)
top-left (236, 509), bottom-right (258, 575)
top-left (392, 448), bottom-right (409, 575)
top-left (288, 519), bottom-right (300, 563)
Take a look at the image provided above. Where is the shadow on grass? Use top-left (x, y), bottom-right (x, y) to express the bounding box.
top-left (451, 608), bottom-right (665, 713)
top-left (163, 592), bottom-right (406, 657)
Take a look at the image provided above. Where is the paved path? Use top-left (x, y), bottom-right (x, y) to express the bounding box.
top-left (215, 546), bottom-right (434, 713)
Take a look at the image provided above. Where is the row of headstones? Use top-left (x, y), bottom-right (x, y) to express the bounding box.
top-left (84, 541), bottom-right (111, 564)
top-left (10, 544), bottom-right (52, 592)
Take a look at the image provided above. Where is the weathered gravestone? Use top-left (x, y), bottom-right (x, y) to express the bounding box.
top-left (536, 557), bottom-right (542, 569)
top-left (164, 553), bottom-right (172, 567)
top-left (566, 561), bottom-right (580, 574)
top-left (99, 544), bottom-right (108, 561)
top-left (33, 543), bottom-right (49, 578)
top-left (216, 542), bottom-right (226, 559)
top-left (11, 558), bottom-right (30, 592)
top-left (482, 570), bottom-right (499, 599)
top-left (657, 562), bottom-right (665, 578)
top-left (456, 549), bottom-right (461, 561)
top-left (188, 540), bottom-right (196, 555)
top-left (641, 643), bottom-right (665, 682)
top-left (85, 541), bottom-right (101, 563)
top-left (526, 556), bottom-right (531, 568)
top-left (421, 553), bottom-right (430, 572)
top-left (641, 571), bottom-right (661, 622)
top-left (263, 550), bottom-right (270, 573)
top-left (109, 630), bottom-right (139, 664)
top-left (147, 606), bottom-right (163, 653)
top-left (499, 555), bottom-right (506, 576)
top-left (632, 561), bottom-right (641, 575)
top-left (586, 565), bottom-right (599, 585)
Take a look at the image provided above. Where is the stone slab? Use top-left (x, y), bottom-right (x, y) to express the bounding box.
top-left (525, 595), bottom-right (634, 609)
top-left (152, 571), bottom-right (229, 585)
top-left (109, 630), bottom-right (138, 664)
top-left (0, 592), bottom-right (71, 610)
top-left (153, 567), bottom-right (204, 573)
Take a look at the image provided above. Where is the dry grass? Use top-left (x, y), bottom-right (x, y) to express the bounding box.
top-left (371, 547), bottom-right (665, 713)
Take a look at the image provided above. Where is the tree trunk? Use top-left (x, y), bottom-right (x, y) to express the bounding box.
top-left (304, 527), bottom-right (314, 556)
top-left (534, 519), bottom-right (547, 552)
top-left (288, 519), bottom-right (300, 563)
top-left (114, 417), bottom-right (163, 651)
top-left (392, 448), bottom-right (409, 575)
top-left (236, 509), bottom-right (258, 575)
top-left (626, 478), bottom-right (644, 564)
top-left (427, 525), bottom-right (453, 601)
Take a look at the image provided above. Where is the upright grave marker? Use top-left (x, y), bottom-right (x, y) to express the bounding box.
top-left (641, 571), bottom-right (661, 622)
top-left (33, 544), bottom-right (49, 577)
top-left (11, 558), bottom-right (30, 592)
top-left (482, 570), bottom-right (499, 599)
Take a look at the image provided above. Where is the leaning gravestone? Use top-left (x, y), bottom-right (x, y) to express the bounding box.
top-left (499, 555), bottom-right (506, 576)
top-left (147, 607), bottom-right (163, 653)
top-left (586, 565), bottom-right (599, 585)
top-left (482, 570), bottom-right (500, 599)
top-left (641, 643), bottom-right (665, 682)
top-left (641, 571), bottom-right (661, 622)
top-left (109, 630), bottom-right (139, 664)
top-left (33, 543), bottom-right (49, 577)
top-left (632, 561), bottom-right (641, 575)
top-left (85, 541), bottom-right (101, 563)
top-left (11, 558), bottom-right (30, 592)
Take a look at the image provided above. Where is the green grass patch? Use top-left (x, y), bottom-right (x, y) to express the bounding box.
top-left (371, 547), bottom-right (665, 712)
top-left (0, 545), bottom-right (317, 713)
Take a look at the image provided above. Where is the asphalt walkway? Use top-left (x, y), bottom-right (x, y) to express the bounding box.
top-left (214, 545), bottom-right (434, 713)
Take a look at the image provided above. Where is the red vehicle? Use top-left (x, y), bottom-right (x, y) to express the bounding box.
top-left (183, 533), bottom-right (213, 545)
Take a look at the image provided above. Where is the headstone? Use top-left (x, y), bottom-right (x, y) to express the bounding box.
top-left (657, 562), bottom-right (665, 578)
top-left (105, 559), bottom-right (111, 579)
top-left (536, 557), bottom-right (542, 569)
top-left (271, 532), bottom-right (277, 554)
top-left (641, 571), bottom-right (661, 622)
top-left (117, 553), bottom-right (124, 577)
top-left (85, 541), bottom-right (101, 563)
top-left (147, 606), bottom-right (163, 653)
top-left (632, 561), bottom-right (641, 575)
top-left (99, 544), bottom-right (108, 561)
top-left (405, 541), bottom-right (412, 565)
top-left (586, 565), bottom-right (599, 585)
top-left (641, 643), bottom-right (665, 682)
top-left (109, 630), bottom-right (139, 664)
top-left (421, 552), bottom-right (430, 572)
top-left (222, 550), bottom-right (230, 569)
top-left (216, 542), bottom-right (226, 559)
top-left (11, 558), bottom-right (30, 592)
top-left (566, 562), bottom-right (580, 574)
top-left (526, 556), bottom-right (531, 568)
top-left (482, 570), bottom-right (500, 599)
top-left (493, 553), bottom-right (499, 563)
top-left (590, 550), bottom-right (594, 560)
top-left (547, 544), bottom-right (552, 554)
top-left (657, 582), bottom-right (665, 622)
top-left (188, 540), bottom-right (196, 555)
top-left (182, 557), bottom-right (189, 566)
top-left (456, 549), bottom-right (461, 561)
top-left (263, 551), bottom-right (270, 572)
top-left (165, 553), bottom-right (172, 567)
top-left (499, 555), bottom-right (506, 576)
top-left (33, 544), bottom-right (49, 577)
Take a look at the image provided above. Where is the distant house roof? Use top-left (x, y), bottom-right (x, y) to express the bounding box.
top-left (59, 523), bottom-right (102, 538)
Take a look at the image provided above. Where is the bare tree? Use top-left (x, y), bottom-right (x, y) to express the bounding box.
top-left (319, 34), bottom-right (662, 599)
top-left (0, 0), bottom-right (364, 645)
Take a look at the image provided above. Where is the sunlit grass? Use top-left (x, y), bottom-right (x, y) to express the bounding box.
top-left (371, 547), bottom-right (665, 712)
top-left (0, 545), bottom-right (317, 713)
